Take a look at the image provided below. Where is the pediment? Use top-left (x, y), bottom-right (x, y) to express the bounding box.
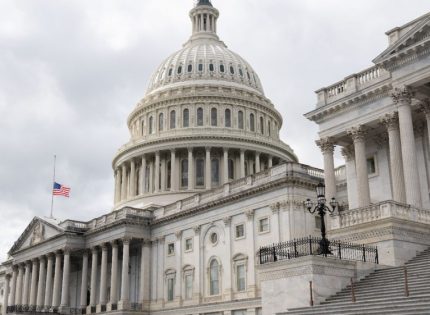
top-left (373, 14), bottom-right (430, 64)
top-left (9, 217), bottom-right (64, 255)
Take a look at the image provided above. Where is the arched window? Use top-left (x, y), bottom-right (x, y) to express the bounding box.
top-left (239, 68), bottom-right (243, 77)
top-left (198, 63), bottom-right (204, 72)
top-left (250, 113), bottom-right (255, 132)
top-left (167, 161), bottom-right (171, 189)
top-left (209, 63), bottom-right (214, 72)
top-left (196, 158), bottom-right (205, 186)
top-left (181, 159), bottom-right (188, 187)
top-left (183, 109), bottom-right (189, 127)
top-left (225, 109), bottom-right (231, 128)
top-left (149, 116), bottom-right (154, 134)
top-left (187, 64), bottom-right (193, 73)
top-left (197, 108), bottom-right (204, 126)
top-left (268, 121), bottom-right (271, 137)
top-left (211, 159), bottom-right (219, 186)
top-left (170, 110), bottom-right (176, 129)
top-left (228, 159), bottom-right (234, 180)
top-left (211, 108), bottom-right (217, 126)
top-left (168, 68), bottom-right (173, 76)
top-left (230, 66), bottom-right (235, 75)
top-left (177, 66), bottom-right (182, 74)
top-left (220, 64), bottom-right (225, 73)
top-left (260, 117), bottom-right (264, 134)
top-left (238, 111), bottom-right (244, 130)
top-left (209, 259), bottom-right (219, 295)
top-left (141, 121), bottom-right (145, 136)
top-left (158, 113), bottom-right (164, 131)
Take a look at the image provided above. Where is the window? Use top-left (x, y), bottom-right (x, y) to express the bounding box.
top-left (197, 108), bottom-right (204, 126)
top-left (211, 159), bottom-right (219, 186)
top-left (198, 63), bottom-right (204, 72)
top-left (167, 278), bottom-right (174, 301)
top-left (187, 64), bottom-right (193, 72)
top-left (167, 243), bottom-right (175, 256)
top-left (177, 66), bottom-right (182, 74)
top-left (268, 121), bottom-right (271, 136)
top-left (235, 224), bottom-right (245, 239)
top-left (225, 109), bottom-right (231, 127)
top-left (181, 159), bottom-right (188, 187)
top-left (236, 265), bottom-right (246, 292)
top-left (167, 161), bottom-right (171, 189)
top-left (258, 217), bottom-right (270, 233)
top-left (185, 274), bottom-right (193, 300)
top-left (168, 68), bottom-right (172, 76)
top-left (228, 159), bottom-right (234, 180)
top-left (159, 113), bottom-right (164, 131)
top-left (185, 238), bottom-right (193, 252)
top-left (238, 111), bottom-right (244, 129)
top-left (211, 108), bottom-right (217, 126)
top-left (196, 158), bottom-right (205, 186)
top-left (220, 64), bottom-right (225, 73)
top-left (210, 232), bottom-right (218, 244)
top-left (230, 65), bottom-right (235, 74)
top-left (367, 157), bottom-right (376, 175)
top-left (183, 109), bottom-right (189, 127)
top-left (250, 113), bottom-right (255, 132)
top-left (141, 120), bottom-right (145, 136)
top-left (170, 110), bottom-right (176, 129)
top-left (209, 63), bottom-right (214, 72)
top-left (260, 117), bottom-right (264, 134)
top-left (239, 68), bottom-right (243, 77)
top-left (149, 116), bottom-right (154, 134)
top-left (209, 260), bottom-right (219, 295)
top-left (246, 71), bottom-right (251, 80)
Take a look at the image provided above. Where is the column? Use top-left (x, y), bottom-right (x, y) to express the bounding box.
top-left (141, 156), bottom-right (147, 194)
top-left (154, 152), bottom-right (160, 193)
top-left (139, 240), bottom-right (151, 307)
top-left (60, 248), bottom-right (71, 309)
top-left (341, 146), bottom-right (358, 209)
top-left (240, 149), bottom-right (245, 177)
top-left (421, 101), bottom-right (430, 150)
top-left (114, 169), bottom-right (120, 204)
top-left (2, 275), bottom-right (10, 315)
top-left (29, 259), bottom-right (38, 309)
top-left (175, 232), bottom-right (182, 304)
top-left (89, 247), bottom-right (98, 309)
top-left (121, 164), bottom-right (127, 201)
top-left (170, 150), bottom-right (176, 191)
top-left (22, 261), bottom-right (31, 306)
top-left (129, 159), bottom-right (136, 197)
top-left (222, 217), bottom-right (232, 300)
top-left (80, 252), bottom-right (89, 310)
top-left (15, 264), bottom-right (23, 307)
top-left (44, 254), bottom-right (54, 309)
top-left (109, 241), bottom-right (119, 307)
top-left (347, 126), bottom-right (371, 207)
top-left (205, 147), bottom-right (211, 189)
top-left (392, 87), bottom-right (422, 208)
top-left (9, 267), bottom-right (17, 308)
top-left (36, 257), bottom-right (46, 310)
top-left (245, 210), bottom-right (256, 297)
top-left (223, 148), bottom-right (229, 184)
top-left (380, 112), bottom-right (406, 203)
top-left (316, 137), bottom-right (336, 201)
top-left (255, 152), bottom-right (261, 173)
top-left (149, 159), bottom-right (154, 193)
top-left (268, 155), bottom-right (273, 168)
top-left (156, 237), bottom-right (165, 305)
top-left (188, 148), bottom-right (194, 190)
top-left (51, 251), bottom-right (62, 308)
top-left (119, 238), bottom-right (130, 310)
top-left (99, 244), bottom-right (108, 308)
top-left (161, 156), bottom-right (166, 191)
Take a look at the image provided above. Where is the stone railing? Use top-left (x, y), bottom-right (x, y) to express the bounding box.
top-left (331, 200), bottom-right (430, 229)
top-left (316, 65), bottom-right (390, 107)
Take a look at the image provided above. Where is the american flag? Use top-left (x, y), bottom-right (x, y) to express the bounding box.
top-left (53, 182), bottom-right (71, 197)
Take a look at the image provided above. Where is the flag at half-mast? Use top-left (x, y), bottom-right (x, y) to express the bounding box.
top-left (53, 182), bottom-right (71, 197)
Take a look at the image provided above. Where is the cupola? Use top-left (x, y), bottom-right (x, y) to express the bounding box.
top-left (189, 0), bottom-right (220, 41)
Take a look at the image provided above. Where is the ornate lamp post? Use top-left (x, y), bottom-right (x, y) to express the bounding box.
top-left (305, 182), bottom-right (338, 255)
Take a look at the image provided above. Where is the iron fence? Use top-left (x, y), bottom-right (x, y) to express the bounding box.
top-left (8, 305), bottom-right (59, 314)
top-left (258, 236), bottom-right (378, 264)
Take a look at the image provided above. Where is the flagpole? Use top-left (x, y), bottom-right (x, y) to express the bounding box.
top-left (50, 155), bottom-right (56, 218)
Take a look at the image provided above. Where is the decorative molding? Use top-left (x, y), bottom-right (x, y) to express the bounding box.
top-left (379, 111), bottom-right (399, 132)
top-left (222, 216), bottom-right (232, 226)
top-left (391, 86), bottom-right (414, 105)
top-left (245, 209), bottom-right (255, 220)
top-left (315, 137), bottom-right (335, 154)
top-left (347, 125), bottom-right (366, 142)
top-left (341, 145), bottom-right (354, 162)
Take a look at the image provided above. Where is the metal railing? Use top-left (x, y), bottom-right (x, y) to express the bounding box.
top-left (258, 236), bottom-right (378, 265)
top-left (8, 305), bottom-right (59, 314)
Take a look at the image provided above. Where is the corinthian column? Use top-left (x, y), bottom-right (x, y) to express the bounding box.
top-left (240, 149), bottom-right (245, 178)
top-left (170, 150), bottom-right (176, 191)
top-left (392, 87), bottom-right (422, 208)
top-left (22, 261), bottom-right (31, 306)
top-left (114, 169), bottom-right (121, 204)
top-left (89, 247), bottom-right (98, 308)
top-left (188, 148), bottom-right (194, 190)
top-left (316, 137), bottom-right (336, 201)
top-left (141, 155), bottom-right (147, 194)
top-left (80, 252), bottom-right (88, 310)
top-left (119, 238), bottom-right (130, 310)
top-left (99, 244), bottom-right (108, 307)
top-left (223, 148), bottom-right (229, 184)
top-left (9, 267), bottom-right (17, 308)
top-left (60, 248), bottom-right (71, 310)
top-left (109, 241), bottom-right (119, 307)
top-left (51, 252), bottom-right (62, 309)
top-left (29, 259), bottom-right (38, 309)
top-left (129, 159), bottom-right (136, 197)
top-left (420, 100), bottom-right (430, 150)
top-left (348, 126), bottom-right (371, 207)
top-left (205, 147), bottom-right (211, 189)
top-left (155, 152), bottom-right (160, 193)
top-left (36, 257), bottom-right (46, 311)
top-left (380, 112), bottom-right (406, 203)
top-left (2, 274), bottom-right (10, 315)
top-left (44, 254), bottom-right (54, 309)
top-left (15, 264), bottom-right (24, 306)
top-left (121, 164), bottom-right (127, 201)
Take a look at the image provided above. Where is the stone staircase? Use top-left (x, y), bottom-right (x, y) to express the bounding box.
top-left (283, 248), bottom-right (430, 315)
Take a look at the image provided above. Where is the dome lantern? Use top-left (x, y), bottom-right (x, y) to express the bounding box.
top-left (189, 0), bottom-right (219, 41)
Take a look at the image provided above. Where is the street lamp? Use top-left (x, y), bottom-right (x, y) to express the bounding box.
top-left (305, 182), bottom-right (338, 256)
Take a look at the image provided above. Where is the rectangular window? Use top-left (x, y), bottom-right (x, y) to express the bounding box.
top-left (236, 265), bottom-right (246, 292)
top-left (167, 278), bottom-right (174, 301)
top-left (367, 157), bottom-right (376, 175)
top-left (235, 224), bottom-right (245, 239)
top-left (167, 243), bottom-right (175, 256)
top-left (259, 217), bottom-right (270, 233)
top-left (185, 238), bottom-right (193, 252)
top-left (185, 274), bottom-right (193, 300)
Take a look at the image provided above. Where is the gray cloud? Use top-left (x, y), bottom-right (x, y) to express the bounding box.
top-left (1, 0), bottom-right (429, 261)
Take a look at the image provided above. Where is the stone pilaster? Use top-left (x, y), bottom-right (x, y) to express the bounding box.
top-left (392, 87), bottom-right (422, 208)
top-left (245, 209), bottom-right (256, 297)
top-left (223, 217), bottom-right (232, 300)
top-left (341, 145), bottom-right (357, 209)
top-left (270, 203), bottom-right (281, 243)
top-left (193, 226), bottom-right (201, 302)
top-left (175, 231), bottom-right (182, 305)
top-left (347, 125), bottom-right (371, 207)
top-left (139, 240), bottom-right (151, 309)
top-left (380, 112), bottom-right (406, 203)
top-left (316, 137), bottom-right (336, 201)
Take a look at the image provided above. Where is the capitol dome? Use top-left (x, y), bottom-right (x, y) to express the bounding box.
top-left (112, 0), bottom-right (297, 209)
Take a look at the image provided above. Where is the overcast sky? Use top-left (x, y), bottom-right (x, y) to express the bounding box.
top-left (1, 0), bottom-right (429, 261)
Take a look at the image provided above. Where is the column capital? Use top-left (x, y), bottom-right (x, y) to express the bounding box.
top-left (122, 237), bottom-right (132, 245)
top-left (245, 209), bottom-right (255, 220)
top-left (316, 137), bottom-right (335, 154)
top-left (187, 146), bottom-right (194, 153)
top-left (223, 147), bottom-right (229, 153)
top-left (341, 145), bottom-right (355, 161)
top-left (31, 258), bottom-right (38, 264)
top-left (111, 240), bottom-right (119, 248)
top-left (391, 86), bottom-right (414, 105)
top-left (193, 225), bottom-right (201, 234)
top-left (223, 216), bottom-right (232, 226)
top-left (63, 246), bottom-right (72, 254)
top-left (418, 98), bottom-right (430, 115)
top-left (270, 202), bottom-right (281, 213)
top-left (205, 146), bottom-right (211, 152)
top-left (175, 231), bottom-right (182, 239)
top-left (347, 125), bottom-right (367, 143)
top-left (91, 246), bottom-right (99, 254)
top-left (101, 243), bottom-right (109, 251)
top-left (380, 112), bottom-right (399, 131)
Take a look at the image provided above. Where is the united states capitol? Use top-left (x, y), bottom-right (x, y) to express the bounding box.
top-left (1, 1), bottom-right (430, 314)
